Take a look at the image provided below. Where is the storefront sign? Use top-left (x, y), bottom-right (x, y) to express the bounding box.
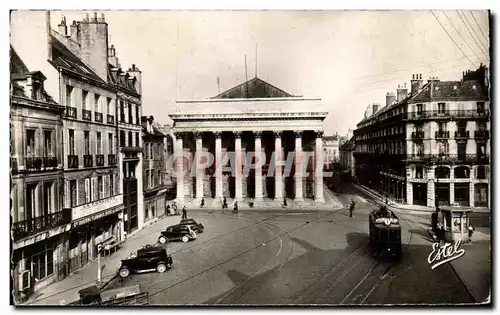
top-left (427, 240), bottom-right (465, 270)
top-left (72, 195), bottom-right (123, 221)
top-left (72, 205), bottom-right (123, 228)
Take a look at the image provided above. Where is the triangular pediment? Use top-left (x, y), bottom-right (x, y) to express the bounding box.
top-left (212, 77), bottom-right (294, 99)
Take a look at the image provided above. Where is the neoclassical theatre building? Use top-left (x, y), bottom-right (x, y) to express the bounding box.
top-left (169, 77), bottom-right (329, 205)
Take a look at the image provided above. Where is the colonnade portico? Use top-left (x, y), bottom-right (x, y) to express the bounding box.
top-left (172, 129), bottom-right (325, 203)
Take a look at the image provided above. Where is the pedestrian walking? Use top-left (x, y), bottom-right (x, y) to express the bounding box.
top-left (182, 206), bottom-right (187, 220)
top-left (166, 204), bottom-right (171, 216)
top-left (233, 201), bottom-right (238, 213)
top-left (223, 197), bottom-right (228, 209)
top-left (283, 198), bottom-right (287, 208)
top-left (349, 200), bottom-right (355, 218)
top-left (468, 224), bottom-right (475, 242)
top-left (201, 197), bottom-right (205, 208)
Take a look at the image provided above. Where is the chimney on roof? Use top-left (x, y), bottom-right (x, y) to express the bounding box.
top-left (372, 103), bottom-right (380, 114)
top-left (70, 20), bottom-right (79, 42)
top-left (386, 91), bottom-right (396, 107)
top-left (396, 83), bottom-right (408, 102)
top-left (411, 73), bottom-right (424, 95)
top-left (58, 16), bottom-right (67, 36)
top-left (79, 12), bottom-right (109, 80)
top-left (126, 64), bottom-right (142, 94)
top-left (108, 44), bottom-right (120, 68)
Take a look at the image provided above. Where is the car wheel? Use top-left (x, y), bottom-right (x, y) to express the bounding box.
top-left (156, 263), bottom-right (167, 273)
top-left (119, 267), bottom-right (130, 278)
top-left (181, 235), bottom-right (189, 243)
top-left (158, 236), bottom-right (167, 244)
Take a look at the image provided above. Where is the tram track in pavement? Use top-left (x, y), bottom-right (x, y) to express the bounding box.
top-left (147, 211), bottom-right (340, 302)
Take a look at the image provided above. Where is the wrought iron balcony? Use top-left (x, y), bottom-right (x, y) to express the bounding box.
top-left (474, 130), bottom-right (490, 139)
top-left (411, 131), bottom-right (424, 140)
top-left (96, 154), bottom-right (105, 166)
top-left (108, 154), bottom-right (116, 165)
top-left (435, 130), bottom-right (450, 139)
top-left (407, 153), bottom-right (490, 165)
top-left (12, 208), bottom-right (71, 241)
top-left (43, 156), bottom-right (58, 168)
top-left (68, 155), bottom-right (78, 168)
top-left (66, 106), bottom-right (77, 118)
top-left (404, 109), bottom-right (491, 121)
top-left (455, 130), bottom-right (469, 140)
top-left (82, 109), bottom-right (92, 121)
top-left (107, 114), bottom-right (115, 125)
top-left (25, 157), bottom-right (43, 169)
top-left (83, 155), bottom-right (93, 167)
top-left (94, 112), bottom-right (103, 123)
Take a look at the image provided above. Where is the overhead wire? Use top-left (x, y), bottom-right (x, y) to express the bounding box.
top-left (441, 11), bottom-right (483, 66)
top-left (470, 11), bottom-right (489, 44)
top-left (430, 11), bottom-right (476, 68)
top-left (456, 10), bottom-right (489, 60)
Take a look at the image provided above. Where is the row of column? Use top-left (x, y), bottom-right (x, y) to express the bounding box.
top-left (174, 130), bottom-right (324, 202)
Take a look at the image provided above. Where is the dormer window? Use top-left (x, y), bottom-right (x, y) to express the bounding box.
top-left (32, 80), bottom-right (43, 100)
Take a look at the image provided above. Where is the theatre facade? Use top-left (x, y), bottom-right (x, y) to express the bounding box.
top-left (169, 77), bottom-right (329, 204)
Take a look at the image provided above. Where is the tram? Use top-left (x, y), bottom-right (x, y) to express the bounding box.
top-left (369, 205), bottom-right (402, 261)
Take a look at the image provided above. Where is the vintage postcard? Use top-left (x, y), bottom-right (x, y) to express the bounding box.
top-left (9, 9), bottom-right (491, 306)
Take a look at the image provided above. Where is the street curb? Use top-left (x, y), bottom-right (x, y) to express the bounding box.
top-left (353, 184), bottom-right (435, 214)
top-left (425, 230), bottom-right (478, 303)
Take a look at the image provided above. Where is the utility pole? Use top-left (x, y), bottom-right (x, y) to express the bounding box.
top-left (97, 244), bottom-right (102, 284)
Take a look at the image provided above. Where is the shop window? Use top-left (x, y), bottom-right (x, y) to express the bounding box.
top-left (435, 167), bottom-right (450, 179)
top-left (476, 166), bottom-right (487, 179)
top-left (415, 166), bottom-right (424, 179)
top-left (26, 243), bottom-right (54, 282)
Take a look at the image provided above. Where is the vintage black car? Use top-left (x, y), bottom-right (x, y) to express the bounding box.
top-left (158, 224), bottom-right (197, 244)
top-left (369, 206), bottom-right (402, 261)
top-left (118, 245), bottom-right (172, 278)
top-left (179, 219), bottom-right (204, 233)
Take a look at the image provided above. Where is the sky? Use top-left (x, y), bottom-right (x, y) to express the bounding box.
top-left (49, 10), bottom-right (490, 136)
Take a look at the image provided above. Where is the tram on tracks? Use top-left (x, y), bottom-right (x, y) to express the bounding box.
top-left (369, 205), bottom-right (402, 261)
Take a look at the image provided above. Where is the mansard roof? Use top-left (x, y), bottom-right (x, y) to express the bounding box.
top-left (409, 80), bottom-right (488, 103)
top-left (212, 77), bottom-right (294, 99)
top-left (50, 35), bottom-right (104, 83)
top-left (108, 66), bottom-right (139, 95)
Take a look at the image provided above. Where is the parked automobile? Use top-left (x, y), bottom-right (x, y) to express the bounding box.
top-left (158, 224), bottom-right (197, 244)
top-left (179, 219), bottom-right (204, 233)
top-left (118, 245), bottom-right (173, 278)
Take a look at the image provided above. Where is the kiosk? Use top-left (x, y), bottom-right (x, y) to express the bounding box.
top-left (439, 207), bottom-right (473, 242)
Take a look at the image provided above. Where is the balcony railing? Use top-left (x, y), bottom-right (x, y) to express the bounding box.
top-left (108, 154), bottom-right (116, 165)
top-left (66, 106), bottom-right (77, 118)
top-left (82, 109), bottom-right (92, 121)
top-left (406, 153), bottom-right (490, 164)
top-left (43, 157), bottom-right (58, 168)
top-left (474, 130), bottom-right (490, 139)
top-left (455, 130), bottom-right (470, 140)
top-left (404, 109), bottom-right (490, 121)
top-left (83, 155), bottom-right (93, 167)
top-left (107, 114), bottom-right (115, 125)
top-left (12, 208), bottom-right (71, 241)
top-left (95, 112), bottom-right (103, 123)
top-left (25, 157), bottom-right (43, 169)
top-left (411, 131), bottom-right (424, 140)
top-left (435, 130), bottom-right (450, 139)
top-left (68, 155), bottom-right (78, 168)
top-left (96, 154), bottom-right (105, 166)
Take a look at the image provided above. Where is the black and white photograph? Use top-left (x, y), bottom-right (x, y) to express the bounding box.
top-left (8, 7), bottom-right (492, 306)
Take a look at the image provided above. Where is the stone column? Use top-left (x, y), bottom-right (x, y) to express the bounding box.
top-left (314, 131), bottom-right (325, 202)
top-left (174, 132), bottom-right (184, 201)
top-left (254, 132), bottom-right (263, 201)
top-left (235, 132), bottom-right (243, 200)
top-left (274, 131), bottom-right (283, 200)
top-left (294, 131), bottom-right (304, 201)
top-left (215, 132), bottom-right (223, 198)
top-left (195, 132), bottom-right (204, 200)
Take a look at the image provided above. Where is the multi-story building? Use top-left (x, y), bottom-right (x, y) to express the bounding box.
top-left (404, 66), bottom-right (490, 208)
top-left (142, 116), bottom-right (168, 221)
top-left (10, 11), bottom-right (143, 299)
top-left (323, 134), bottom-right (339, 169)
top-left (354, 65), bottom-right (490, 209)
top-left (339, 136), bottom-right (356, 177)
top-left (10, 48), bottom-right (69, 303)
